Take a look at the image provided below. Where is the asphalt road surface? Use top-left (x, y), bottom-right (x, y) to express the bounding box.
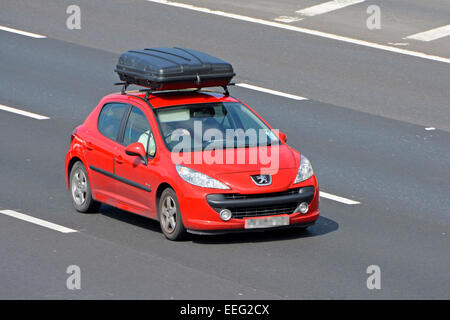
top-left (0, 0), bottom-right (449, 299)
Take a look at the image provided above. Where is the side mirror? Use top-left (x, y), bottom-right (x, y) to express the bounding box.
top-left (125, 142), bottom-right (148, 165)
top-left (278, 131), bottom-right (287, 143)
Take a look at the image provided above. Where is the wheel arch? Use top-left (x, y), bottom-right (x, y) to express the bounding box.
top-left (66, 156), bottom-right (87, 190)
top-left (155, 182), bottom-right (175, 220)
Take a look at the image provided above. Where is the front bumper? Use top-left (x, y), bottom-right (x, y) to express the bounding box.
top-left (177, 179), bottom-right (320, 232)
top-left (187, 221), bottom-right (316, 235)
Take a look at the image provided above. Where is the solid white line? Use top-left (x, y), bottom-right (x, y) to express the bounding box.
top-left (296, 0), bottom-right (366, 17)
top-left (0, 104), bottom-right (50, 120)
top-left (319, 191), bottom-right (360, 205)
top-left (405, 25), bottom-right (450, 42)
top-left (0, 25), bottom-right (46, 38)
top-left (144, 0), bottom-right (450, 65)
top-left (236, 83), bottom-right (308, 101)
top-left (0, 210), bottom-right (77, 234)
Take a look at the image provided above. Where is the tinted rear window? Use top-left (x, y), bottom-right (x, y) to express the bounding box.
top-left (97, 103), bottom-right (128, 141)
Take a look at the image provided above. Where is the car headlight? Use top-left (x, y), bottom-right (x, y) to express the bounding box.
top-left (294, 155), bottom-right (314, 184)
top-left (176, 165), bottom-right (230, 189)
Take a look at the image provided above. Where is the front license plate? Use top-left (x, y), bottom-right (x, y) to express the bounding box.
top-left (244, 215), bottom-right (290, 229)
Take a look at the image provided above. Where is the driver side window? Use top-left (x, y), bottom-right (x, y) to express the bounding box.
top-left (123, 106), bottom-right (156, 157)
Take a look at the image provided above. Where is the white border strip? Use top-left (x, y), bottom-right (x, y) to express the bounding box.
top-left (236, 83), bottom-right (308, 100)
top-left (405, 25), bottom-right (450, 42)
top-left (0, 25), bottom-right (46, 38)
top-left (296, 0), bottom-right (366, 17)
top-left (145, 0), bottom-right (450, 65)
top-left (0, 210), bottom-right (77, 233)
top-left (320, 191), bottom-right (360, 205)
top-left (0, 104), bottom-right (50, 120)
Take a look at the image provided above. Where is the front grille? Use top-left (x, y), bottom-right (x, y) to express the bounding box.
top-left (230, 203), bottom-right (298, 219)
top-left (222, 188), bottom-right (300, 200)
top-left (206, 187), bottom-right (315, 219)
top-left (219, 188), bottom-right (301, 219)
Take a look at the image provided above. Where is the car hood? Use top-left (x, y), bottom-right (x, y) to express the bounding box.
top-left (175, 145), bottom-right (301, 193)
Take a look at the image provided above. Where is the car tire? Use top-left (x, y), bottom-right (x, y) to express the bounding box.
top-left (158, 188), bottom-right (187, 241)
top-left (69, 161), bottom-right (100, 213)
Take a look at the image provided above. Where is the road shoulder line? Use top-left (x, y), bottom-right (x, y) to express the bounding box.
top-left (145, 0), bottom-right (450, 65)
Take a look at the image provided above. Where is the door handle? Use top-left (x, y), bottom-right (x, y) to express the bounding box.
top-left (85, 141), bottom-right (94, 151)
top-left (115, 155), bottom-right (124, 164)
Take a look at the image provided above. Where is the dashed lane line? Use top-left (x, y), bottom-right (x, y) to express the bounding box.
top-left (0, 104), bottom-right (50, 120)
top-left (0, 210), bottom-right (77, 234)
top-left (0, 25), bottom-right (46, 38)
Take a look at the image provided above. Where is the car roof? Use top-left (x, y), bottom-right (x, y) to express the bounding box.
top-left (103, 90), bottom-right (239, 109)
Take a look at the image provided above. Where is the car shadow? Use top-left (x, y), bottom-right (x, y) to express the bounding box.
top-left (99, 204), bottom-right (162, 233)
top-left (190, 216), bottom-right (339, 244)
top-left (98, 204), bottom-right (338, 244)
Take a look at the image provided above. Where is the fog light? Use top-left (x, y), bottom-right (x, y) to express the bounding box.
top-left (219, 209), bottom-right (232, 221)
top-left (297, 202), bottom-right (309, 214)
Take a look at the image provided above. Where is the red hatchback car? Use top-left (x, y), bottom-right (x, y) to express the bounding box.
top-left (65, 89), bottom-right (320, 240)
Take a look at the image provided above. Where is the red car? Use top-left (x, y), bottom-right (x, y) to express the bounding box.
top-left (65, 89), bottom-right (320, 240)
top-left (65, 47), bottom-right (319, 240)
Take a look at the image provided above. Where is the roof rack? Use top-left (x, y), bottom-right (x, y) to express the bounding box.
top-left (114, 82), bottom-right (234, 100)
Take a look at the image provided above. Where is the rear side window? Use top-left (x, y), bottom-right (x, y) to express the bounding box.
top-left (97, 103), bottom-right (128, 141)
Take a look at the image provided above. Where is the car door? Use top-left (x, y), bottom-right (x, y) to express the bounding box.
top-left (113, 105), bottom-right (158, 217)
top-left (84, 102), bottom-right (129, 201)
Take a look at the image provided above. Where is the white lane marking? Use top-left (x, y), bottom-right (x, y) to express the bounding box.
top-left (296, 0), bottom-right (366, 17)
top-left (405, 25), bottom-right (450, 42)
top-left (319, 191), bottom-right (360, 205)
top-left (236, 83), bottom-right (308, 101)
top-left (0, 210), bottom-right (77, 234)
top-left (0, 104), bottom-right (50, 120)
top-left (274, 16), bottom-right (303, 23)
top-left (388, 42), bottom-right (409, 46)
top-left (145, 0), bottom-right (450, 65)
top-left (0, 25), bottom-right (46, 38)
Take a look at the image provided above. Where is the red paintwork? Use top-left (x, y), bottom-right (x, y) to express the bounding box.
top-left (125, 142), bottom-right (147, 158)
top-left (65, 90), bottom-right (319, 231)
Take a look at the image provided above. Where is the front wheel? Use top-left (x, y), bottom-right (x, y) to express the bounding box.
top-left (158, 188), bottom-right (187, 241)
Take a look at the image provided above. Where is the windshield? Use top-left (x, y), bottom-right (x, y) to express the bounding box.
top-left (155, 102), bottom-right (280, 152)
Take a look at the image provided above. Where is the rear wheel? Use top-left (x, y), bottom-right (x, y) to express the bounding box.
top-left (70, 161), bottom-right (100, 213)
top-left (158, 188), bottom-right (187, 241)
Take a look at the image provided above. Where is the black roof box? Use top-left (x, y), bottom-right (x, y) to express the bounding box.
top-left (115, 47), bottom-right (235, 91)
